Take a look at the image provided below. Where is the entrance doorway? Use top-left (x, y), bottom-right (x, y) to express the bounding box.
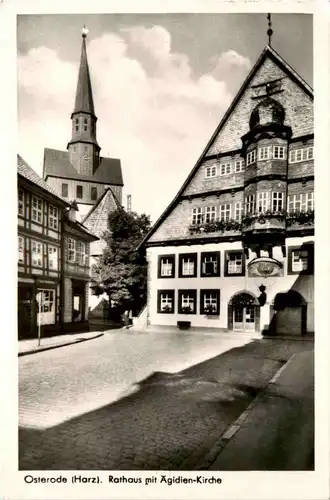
top-left (228, 292), bottom-right (260, 333)
top-left (72, 281), bottom-right (86, 322)
top-left (273, 290), bottom-right (307, 336)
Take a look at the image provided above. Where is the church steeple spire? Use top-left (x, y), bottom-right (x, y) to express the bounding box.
top-left (67, 27), bottom-right (101, 176)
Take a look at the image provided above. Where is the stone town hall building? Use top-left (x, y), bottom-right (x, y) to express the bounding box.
top-left (140, 43), bottom-right (314, 336)
top-left (43, 28), bottom-right (124, 316)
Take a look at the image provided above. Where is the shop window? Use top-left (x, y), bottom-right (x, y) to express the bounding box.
top-left (200, 289), bottom-right (220, 315)
top-left (225, 251), bottom-right (245, 277)
top-left (158, 254), bottom-right (175, 278)
top-left (178, 289), bottom-right (197, 314)
top-left (179, 253), bottom-right (197, 278)
top-left (201, 252), bottom-right (220, 277)
top-left (157, 290), bottom-right (175, 314)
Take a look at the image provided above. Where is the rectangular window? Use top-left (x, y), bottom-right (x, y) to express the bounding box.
top-left (289, 147), bottom-right (314, 163)
top-left (220, 163), bottom-right (232, 175)
top-left (205, 206), bottom-right (217, 223)
top-left (273, 145), bottom-right (286, 159)
top-left (48, 205), bottom-right (58, 230)
top-left (31, 196), bottom-right (43, 224)
top-left (200, 289), bottom-right (220, 315)
top-left (257, 192), bottom-right (270, 213)
top-left (201, 252), bottom-right (220, 277)
top-left (205, 164), bottom-right (217, 178)
top-left (246, 150), bottom-right (256, 166)
top-left (76, 241), bottom-right (86, 266)
top-left (84, 118), bottom-right (88, 131)
top-left (75, 118), bottom-right (79, 132)
top-left (234, 202), bottom-right (243, 221)
top-left (31, 240), bottom-right (43, 267)
top-left (178, 290), bottom-right (197, 314)
top-left (192, 207), bottom-right (204, 225)
top-left (272, 192), bottom-right (284, 212)
top-left (287, 194), bottom-right (302, 213)
top-left (48, 246), bottom-right (58, 270)
top-left (158, 255), bottom-right (175, 278)
top-left (303, 192), bottom-right (314, 211)
top-left (235, 160), bottom-right (244, 173)
top-left (245, 195), bottom-right (255, 215)
top-left (258, 146), bottom-right (272, 161)
top-left (179, 253), bottom-right (197, 278)
top-left (157, 290), bottom-right (175, 314)
top-left (68, 238), bottom-right (76, 263)
top-left (288, 245), bottom-right (314, 275)
top-left (292, 250), bottom-right (308, 272)
top-left (62, 183), bottom-right (68, 198)
top-left (91, 187), bottom-right (98, 201)
top-left (225, 251), bottom-right (245, 276)
top-left (18, 236), bottom-right (24, 264)
top-left (76, 185), bottom-right (83, 199)
top-left (18, 189), bottom-right (24, 216)
top-left (219, 204), bottom-right (231, 221)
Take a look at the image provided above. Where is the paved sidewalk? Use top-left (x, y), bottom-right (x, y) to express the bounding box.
top-left (19, 337), bottom-right (313, 470)
top-left (18, 330), bottom-right (105, 356)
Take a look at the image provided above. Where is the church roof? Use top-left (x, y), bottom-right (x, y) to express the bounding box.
top-left (43, 148), bottom-right (123, 186)
top-left (17, 154), bottom-right (68, 206)
top-left (73, 34), bottom-right (95, 116)
top-left (82, 187), bottom-right (122, 255)
top-left (137, 45), bottom-right (313, 250)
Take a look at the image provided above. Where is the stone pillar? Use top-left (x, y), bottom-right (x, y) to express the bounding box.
top-left (64, 277), bottom-right (72, 323)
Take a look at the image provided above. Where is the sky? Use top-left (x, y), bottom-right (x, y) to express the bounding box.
top-left (17, 13), bottom-right (313, 223)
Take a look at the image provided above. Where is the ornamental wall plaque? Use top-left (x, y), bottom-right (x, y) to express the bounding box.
top-left (248, 257), bottom-right (283, 277)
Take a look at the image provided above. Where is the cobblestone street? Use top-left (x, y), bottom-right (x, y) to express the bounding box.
top-left (19, 330), bottom-right (313, 470)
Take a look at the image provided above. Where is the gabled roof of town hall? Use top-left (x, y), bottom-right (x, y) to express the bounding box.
top-left (43, 147), bottom-right (123, 186)
top-left (137, 44), bottom-right (314, 250)
top-left (17, 154), bottom-right (69, 207)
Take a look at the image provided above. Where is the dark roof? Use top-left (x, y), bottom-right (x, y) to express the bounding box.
top-left (81, 186), bottom-right (122, 225)
top-left (43, 148), bottom-right (123, 186)
top-left (65, 218), bottom-right (99, 241)
top-left (73, 35), bottom-right (95, 116)
top-left (138, 45), bottom-right (314, 250)
top-left (17, 154), bottom-right (69, 206)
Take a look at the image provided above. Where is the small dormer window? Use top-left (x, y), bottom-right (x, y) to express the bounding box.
top-left (84, 118), bottom-right (88, 131)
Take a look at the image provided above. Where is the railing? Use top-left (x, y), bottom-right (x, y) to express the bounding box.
top-left (188, 210), bottom-right (314, 235)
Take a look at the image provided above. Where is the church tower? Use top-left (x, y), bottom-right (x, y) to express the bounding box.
top-left (67, 27), bottom-right (101, 176)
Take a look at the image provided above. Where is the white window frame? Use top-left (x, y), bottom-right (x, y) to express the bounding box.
top-left (227, 253), bottom-right (243, 275)
top-left (192, 207), bottom-right (204, 225)
top-left (182, 257), bottom-right (195, 276)
top-left (257, 192), bottom-right (270, 213)
top-left (48, 205), bottom-right (58, 230)
top-left (202, 255), bottom-right (218, 275)
top-left (160, 258), bottom-right (173, 277)
top-left (234, 202), bottom-right (243, 221)
top-left (48, 246), bottom-right (58, 270)
top-left (68, 238), bottom-right (76, 263)
top-left (76, 241), bottom-right (86, 266)
top-left (203, 293), bottom-right (218, 313)
top-left (205, 206), bottom-right (217, 223)
top-left (18, 236), bottom-right (24, 264)
top-left (205, 164), bottom-right (217, 178)
top-left (31, 196), bottom-right (43, 224)
top-left (181, 293), bottom-right (195, 312)
top-left (272, 192), bottom-right (284, 212)
top-left (160, 293), bottom-right (173, 312)
top-left (37, 289), bottom-right (55, 325)
top-left (289, 147), bottom-right (314, 164)
top-left (302, 192), bottom-right (314, 211)
top-left (18, 189), bottom-right (24, 217)
top-left (273, 145), bottom-right (286, 160)
top-left (234, 160), bottom-right (244, 173)
top-left (292, 250), bottom-right (309, 272)
top-left (245, 195), bottom-right (256, 215)
top-left (219, 204), bottom-right (231, 221)
top-left (246, 150), bottom-right (256, 166)
top-left (258, 146), bottom-right (272, 161)
top-left (220, 163), bottom-right (232, 176)
top-left (31, 240), bottom-right (43, 268)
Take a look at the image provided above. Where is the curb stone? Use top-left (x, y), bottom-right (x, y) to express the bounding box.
top-left (190, 353), bottom-right (296, 470)
top-left (18, 333), bottom-right (104, 357)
